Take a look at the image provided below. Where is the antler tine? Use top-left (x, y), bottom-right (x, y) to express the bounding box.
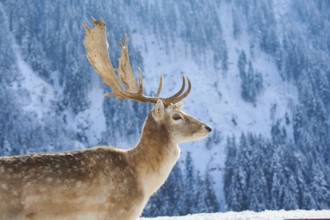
top-left (82, 21), bottom-right (90, 32)
top-left (137, 68), bottom-right (143, 95)
top-left (163, 76), bottom-right (191, 105)
top-left (155, 75), bottom-right (163, 97)
top-left (117, 34), bottom-right (138, 93)
top-left (175, 76), bottom-right (192, 101)
top-left (162, 76), bottom-right (186, 104)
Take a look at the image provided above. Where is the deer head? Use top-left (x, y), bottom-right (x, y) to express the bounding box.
top-left (149, 100), bottom-right (212, 144)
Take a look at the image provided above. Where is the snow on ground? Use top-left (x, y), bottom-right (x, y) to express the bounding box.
top-left (140, 210), bottom-right (330, 220)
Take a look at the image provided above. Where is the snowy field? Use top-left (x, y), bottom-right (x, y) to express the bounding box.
top-left (140, 210), bottom-right (330, 220)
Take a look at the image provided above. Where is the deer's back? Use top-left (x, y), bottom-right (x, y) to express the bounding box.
top-left (0, 147), bottom-right (144, 220)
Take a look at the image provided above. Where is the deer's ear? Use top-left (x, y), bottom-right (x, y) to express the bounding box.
top-left (152, 99), bottom-right (165, 120)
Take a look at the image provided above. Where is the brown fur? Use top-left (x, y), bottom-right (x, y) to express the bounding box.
top-left (0, 147), bottom-right (143, 220)
top-left (0, 103), bottom-right (210, 220)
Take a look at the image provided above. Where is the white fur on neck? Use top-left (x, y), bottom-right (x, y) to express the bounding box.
top-left (140, 144), bottom-right (180, 197)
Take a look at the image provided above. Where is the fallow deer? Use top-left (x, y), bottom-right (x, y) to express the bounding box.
top-left (0, 18), bottom-right (212, 220)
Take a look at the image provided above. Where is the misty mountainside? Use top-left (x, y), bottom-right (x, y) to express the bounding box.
top-left (0, 0), bottom-right (329, 216)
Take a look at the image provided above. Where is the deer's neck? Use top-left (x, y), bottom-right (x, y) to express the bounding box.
top-left (128, 115), bottom-right (180, 196)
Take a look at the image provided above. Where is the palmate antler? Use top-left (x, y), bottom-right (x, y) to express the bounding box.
top-left (83, 18), bottom-right (191, 106)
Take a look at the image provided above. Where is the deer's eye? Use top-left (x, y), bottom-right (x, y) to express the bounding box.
top-left (172, 114), bottom-right (182, 121)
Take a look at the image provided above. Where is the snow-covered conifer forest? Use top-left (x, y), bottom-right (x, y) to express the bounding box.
top-left (0, 0), bottom-right (329, 217)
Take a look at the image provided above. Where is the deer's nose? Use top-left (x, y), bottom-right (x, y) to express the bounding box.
top-left (204, 124), bottom-right (212, 132)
